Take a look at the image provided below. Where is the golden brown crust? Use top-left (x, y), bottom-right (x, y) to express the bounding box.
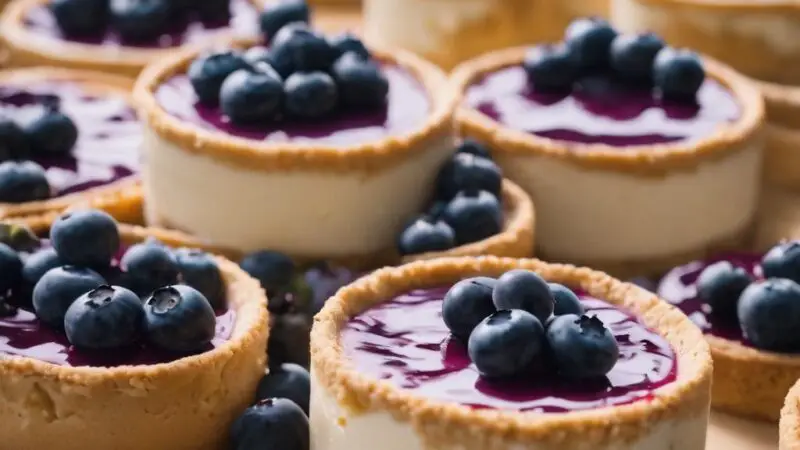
top-left (627, 0), bottom-right (800, 14)
top-left (452, 46), bottom-right (765, 176)
top-left (310, 256), bottom-right (712, 448)
top-left (757, 81), bottom-right (800, 129)
top-left (781, 380), bottom-right (800, 449)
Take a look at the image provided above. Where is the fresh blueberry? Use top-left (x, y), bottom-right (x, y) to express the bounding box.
top-left (0, 243), bottom-right (22, 293)
top-left (144, 285), bottom-right (216, 352)
top-left (523, 45), bottom-right (579, 92)
top-left (468, 309), bottom-right (545, 378)
top-left (220, 67), bottom-right (284, 125)
top-left (230, 398), bottom-right (309, 450)
top-left (268, 311), bottom-right (310, 367)
top-left (441, 277), bottom-right (497, 340)
top-left (50, 0), bottom-right (108, 36)
top-left (738, 279), bottom-right (800, 351)
top-left (546, 314), bottom-right (619, 379)
top-left (427, 200), bottom-right (447, 220)
top-left (492, 269), bottom-right (554, 322)
top-left (243, 47), bottom-right (295, 79)
top-left (436, 153), bottom-right (502, 201)
top-left (188, 50), bottom-right (249, 105)
top-left (284, 71), bottom-right (338, 118)
top-left (25, 110), bottom-right (78, 156)
top-left (256, 363), bottom-right (310, 414)
top-left (455, 139), bottom-right (491, 159)
top-left (267, 275), bottom-right (313, 315)
top-left (331, 53), bottom-right (388, 109)
top-left (196, 0), bottom-right (230, 22)
top-left (110, 0), bottom-right (172, 42)
top-left (120, 241), bottom-right (180, 297)
top-left (50, 209), bottom-right (120, 267)
top-left (329, 33), bottom-right (371, 60)
top-left (174, 248), bottom-right (225, 310)
top-left (609, 32), bottom-right (665, 84)
top-left (0, 161), bottom-right (50, 203)
top-left (397, 217), bottom-right (455, 256)
top-left (64, 285), bottom-right (145, 349)
top-left (270, 23), bottom-right (338, 72)
top-left (442, 190), bottom-right (503, 245)
top-left (32, 266), bottom-right (106, 328)
top-left (564, 17), bottom-right (617, 69)
top-left (696, 261), bottom-right (752, 320)
top-left (244, 46), bottom-right (272, 65)
top-left (0, 118), bottom-right (30, 161)
top-left (259, 0), bottom-right (309, 39)
top-left (548, 283), bottom-right (585, 316)
top-left (240, 250), bottom-right (295, 294)
top-left (653, 47), bottom-right (705, 101)
top-left (22, 247), bottom-right (61, 287)
top-left (762, 241), bottom-right (800, 283)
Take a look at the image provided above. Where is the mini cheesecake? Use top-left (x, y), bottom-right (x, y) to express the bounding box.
top-left (755, 81), bottom-right (800, 190)
top-left (310, 257), bottom-right (712, 450)
top-left (781, 379), bottom-right (800, 449)
top-left (452, 21), bottom-right (765, 276)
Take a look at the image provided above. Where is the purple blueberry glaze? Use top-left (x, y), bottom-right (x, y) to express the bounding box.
top-left (0, 81), bottom-right (139, 197)
top-left (155, 66), bottom-right (430, 145)
top-left (466, 65), bottom-right (741, 147)
top-left (24, 0), bottom-right (258, 49)
top-left (342, 287), bottom-right (677, 413)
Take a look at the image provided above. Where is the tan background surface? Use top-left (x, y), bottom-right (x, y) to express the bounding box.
top-left (708, 412), bottom-right (776, 449)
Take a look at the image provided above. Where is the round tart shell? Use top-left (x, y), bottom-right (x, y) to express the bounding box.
top-left (780, 379), bottom-right (800, 449)
top-left (310, 256), bottom-right (712, 450)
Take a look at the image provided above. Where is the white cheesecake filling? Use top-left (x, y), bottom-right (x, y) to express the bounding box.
top-left (142, 128), bottom-right (453, 257)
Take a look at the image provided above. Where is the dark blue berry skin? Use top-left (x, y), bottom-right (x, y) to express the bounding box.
top-left (331, 53), bottom-right (388, 109)
top-left (523, 45), bottom-right (579, 92)
top-left (564, 18), bottom-right (618, 70)
top-left (144, 285), bottom-right (216, 352)
top-left (696, 261), bottom-right (752, 321)
top-left (442, 190), bottom-right (503, 245)
top-left (455, 139), bottom-right (491, 159)
top-left (260, 0), bottom-right (309, 39)
top-left (397, 217), bottom-right (455, 256)
top-left (50, 209), bottom-right (120, 268)
top-left (230, 398), bottom-right (309, 450)
top-left (0, 161), bottom-right (50, 203)
top-left (220, 67), bottom-right (284, 125)
top-left (270, 23), bottom-right (338, 73)
top-left (492, 270), bottom-right (555, 322)
top-left (762, 241), bottom-right (800, 283)
top-left (738, 279), bottom-right (800, 351)
top-left (609, 32), bottom-right (665, 84)
top-left (25, 110), bottom-right (79, 156)
top-left (22, 247), bottom-right (61, 288)
top-left (442, 277), bottom-right (497, 341)
top-left (436, 153), bottom-right (502, 201)
top-left (243, 47), bottom-right (294, 79)
top-left (240, 250), bottom-right (295, 294)
top-left (468, 309), bottom-right (545, 378)
top-left (284, 71), bottom-right (338, 119)
top-left (196, 0), bottom-right (231, 22)
top-left (0, 243), bottom-right (22, 292)
top-left (188, 50), bottom-right (249, 105)
top-left (256, 363), bottom-right (310, 414)
top-left (329, 33), bottom-right (371, 60)
top-left (653, 47), bottom-right (706, 101)
top-left (546, 314), bottom-right (619, 379)
top-left (64, 285), bottom-right (145, 350)
top-left (110, 0), bottom-right (173, 42)
top-left (548, 283), bottom-right (585, 316)
top-left (175, 248), bottom-right (225, 310)
top-left (268, 311), bottom-right (310, 367)
top-left (0, 118), bottom-right (31, 161)
top-left (120, 241), bottom-right (180, 297)
top-left (32, 266), bottom-right (105, 328)
top-left (50, 0), bottom-right (108, 37)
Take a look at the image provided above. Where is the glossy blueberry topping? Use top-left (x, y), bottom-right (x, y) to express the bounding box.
top-left (492, 270), bottom-right (555, 322)
top-left (564, 17), bottom-right (618, 70)
top-left (64, 285), bottom-right (144, 350)
top-left (549, 282), bottom-right (586, 316)
top-left (654, 48), bottom-right (706, 101)
top-left (436, 152), bottom-right (502, 201)
top-left (284, 71), bottom-right (338, 119)
top-left (32, 265), bottom-right (105, 328)
top-left (220, 67), bottom-right (284, 124)
top-left (0, 118), bottom-right (31, 161)
top-left (522, 45), bottom-right (579, 93)
top-left (188, 50), bottom-right (250, 105)
top-left (397, 217), bottom-right (455, 256)
top-left (51, 209), bottom-right (120, 267)
top-left (119, 241), bottom-right (180, 297)
top-left (331, 53), bottom-right (389, 109)
top-left (175, 248), bottom-right (225, 310)
top-left (441, 277), bottom-right (498, 341)
top-left (0, 243), bottom-right (23, 292)
top-left (230, 398), bottom-right (309, 450)
top-left (469, 309), bottom-right (546, 378)
top-left (271, 23), bottom-right (337, 73)
top-left (22, 247), bottom-right (61, 287)
top-left (737, 279), bottom-right (800, 351)
top-left (547, 314), bottom-right (619, 379)
top-left (259, 0), bottom-right (309, 39)
top-left (329, 32), bottom-right (371, 61)
top-left (696, 261), bottom-right (752, 321)
top-left (24, 108), bottom-right (79, 157)
top-left (144, 285), bottom-right (216, 352)
top-left (442, 190), bottom-right (503, 245)
top-left (610, 32), bottom-right (665, 84)
top-left (256, 362), bottom-right (310, 415)
top-left (0, 161), bottom-right (50, 203)
top-left (110, 0), bottom-right (173, 42)
top-left (761, 241), bottom-right (800, 283)
top-left (240, 250), bottom-right (296, 295)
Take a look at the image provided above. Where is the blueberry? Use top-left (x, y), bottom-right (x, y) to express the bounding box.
top-left (762, 241), bottom-right (800, 283)
top-left (523, 45), bottom-right (579, 92)
top-left (260, 0), bottom-right (309, 39)
top-left (609, 32), bottom-right (665, 84)
top-left (427, 201), bottom-right (447, 220)
top-left (546, 314), bottom-right (619, 378)
top-left (24, 110), bottom-right (78, 156)
top-left (441, 277), bottom-right (497, 340)
top-left (0, 118), bottom-right (30, 161)
top-left (120, 241), bottom-right (180, 297)
top-left (492, 270), bottom-right (554, 322)
top-left (267, 275), bottom-right (312, 315)
top-left (564, 17), bottom-right (617, 69)
top-left (442, 190), bottom-right (503, 245)
top-left (455, 139), bottom-right (491, 159)
top-left (220, 67), bottom-right (284, 125)
top-left (329, 33), bottom-right (371, 60)
top-left (268, 311), bottom-right (310, 367)
top-left (436, 153), bottom-right (502, 201)
top-left (696, 261), bottom-right (752, 320)
top-left (144, 285), bottom-right (216, 352)
top-left (50, 0), bottom-right (108, 36)
top-left (653, 47), bottom-right (705, 101)
top-left (468, 309), bottom-right (545, 378)
top-left (188, 50), bottom-right (249, 105)
top-left (331, 53), bottom-right (388, 109)
top-left (175, 248), bottom-right (225, 310)
top-left (243, 48), bottom-right (295, 79)
top-left (284, 71), bottom-right (338, 118)
top-left (738, 279), bottom-right (800, 351)
top-left (22, 247), bottom-right (61, 287)
top-left (256, 363), bottom-right (310, 414)
top-left (50, 210), bottom-right (120, 267)
top-left (270, 23), bottom-right (338, 72)
top-left (110, 0), bottom-right (172, 42)
top-left (230, 398), bottom-right (309, 450)
top-left (64, 285), bottom-right (145, 349)
top-left (0, 243), bottom-right (22, 292)
top-left (32, 266), bottom-right (105, 328)
top-left (397, 217), bottom-right (455, 256)
top-left (196, 0), bottom-right (230, 22)
top-left (0, 161), bottom-right (50, 203)
top-left (240, 250), bottom-right (295, 294)
top-left (548, 283), bottom-right (585, 316)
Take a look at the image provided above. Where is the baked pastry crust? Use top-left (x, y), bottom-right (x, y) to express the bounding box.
top-left (310, 256), bottom-right (712, 450)
top-left (781, 379), bottom-right (800, 449)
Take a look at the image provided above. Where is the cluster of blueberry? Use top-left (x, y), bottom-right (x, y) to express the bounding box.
top-left (698, 241), bottom-right (800, 351)
top-left (525, 17), bottom-right (706, 101)
top-left (189, 1), bottom-right (388, 125)
top-left (397, 140), bottom-right (504, 256)
top-left (443, 269), bottom-right (619, 379)
top-left (0, 209), bottom-right (224, 352)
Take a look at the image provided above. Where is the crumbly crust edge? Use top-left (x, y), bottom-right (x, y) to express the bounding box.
top-left (781, 380), bottom-right (800, 449)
